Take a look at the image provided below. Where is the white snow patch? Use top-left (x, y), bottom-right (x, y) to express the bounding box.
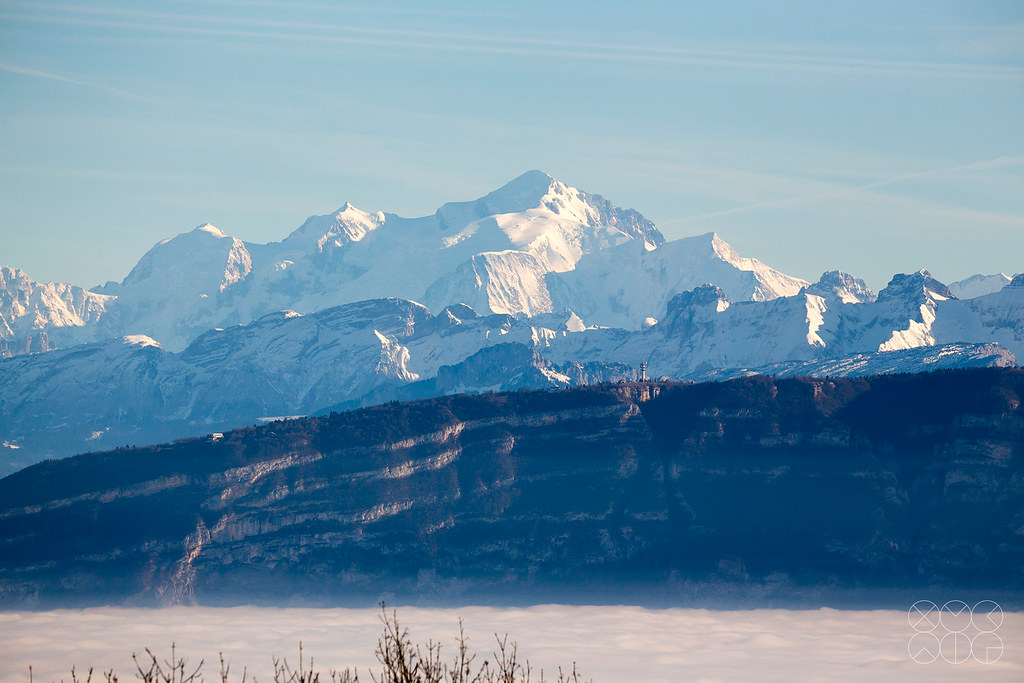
top-left (948, 273), bottom-right (1013, 299)
top-left (441, 225), bottom-right (479, 248)
top-left (805, 294), bottom-right (828, 348)
top-left (372, 329), bottom-right (419, 382)
top-left (196, 224), bottom-right (228, 238)
top-left (566, 311), bottom-right (586, 332)
top-left (121, 335), bottom-right (164, 349)
top-left (538, 365), bottom-right (572, 384)
top-left (879, 302), bottom-right (938, 352)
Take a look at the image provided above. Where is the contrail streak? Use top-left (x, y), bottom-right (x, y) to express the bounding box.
top-left (671, 154), bottom-right (1024, 224)
top-left (0, 63), bottom-right (149, 101)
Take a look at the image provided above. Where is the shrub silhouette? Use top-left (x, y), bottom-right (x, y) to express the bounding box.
top-left (32, 606), bottom-right (591, 683)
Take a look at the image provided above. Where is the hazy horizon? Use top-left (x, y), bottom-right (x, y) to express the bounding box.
top-left (2, 1), bottom-right (1022, 291)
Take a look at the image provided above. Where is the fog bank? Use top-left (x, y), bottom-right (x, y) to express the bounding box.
top-left (2, 605), bottom-right (1021, 682)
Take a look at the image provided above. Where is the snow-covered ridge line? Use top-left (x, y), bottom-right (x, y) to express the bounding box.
top-left (0, 171), bottom-right (806, 355)
top-left (947, 272), bottom-right (1022, 299)
top-left (0, 265), bottom-right (112, 356)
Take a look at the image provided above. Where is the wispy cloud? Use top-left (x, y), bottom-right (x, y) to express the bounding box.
top-left (931, 21), bottom-right (1024, 59)
top-left (198, 0), bottom-right (517, 20)
top-left (3, 3), bottom-right (1023, 81)
top-left (859, 154), bottom-right (1024, 190)
top-left (666, 154), bottom-right (1024, 225)
top-left (0, 63), bottom-right (148, 100)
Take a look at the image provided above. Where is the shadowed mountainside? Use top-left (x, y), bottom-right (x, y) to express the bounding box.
top-left (1, 368), bottom-right (1022, 608)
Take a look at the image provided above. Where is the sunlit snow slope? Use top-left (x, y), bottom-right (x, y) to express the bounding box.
top-left (1, 172), bottom-right (806, 352)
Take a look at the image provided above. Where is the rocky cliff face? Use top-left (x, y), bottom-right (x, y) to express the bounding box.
top-left (2, 369), bottom-right (1022, 608)
top-left (0, 266), bottom-right (111, 358)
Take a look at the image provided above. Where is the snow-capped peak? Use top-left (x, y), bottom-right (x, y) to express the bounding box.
top-left (877, 269), bottom-right (952, 303)
top-left (87, 223), bottom-right (254, 352)
top-left (658, 284), bottom-right (730, 337)
top-left (0, 266), bottom-right (112, 356)
top-left (433, 171), bottom-right (554, 233)
top-left (873, 270), bottom-right (953, 353)
top-left (430, 171), bottom-right (664, 274)
top-left (700, 232), bottom-right (810, 302)
top-left (666, 284), bottom-right (730, 316)
top-left (285, 202), bottom-right (385, 252)
top-left (948, 273), bottom-right (1014, 299)
top-left (804, 271), bottom-right (877, 304)
top-left (479, 170), bottom-right (557, 215)
top-left (708, 232), bottom-right (738, 262)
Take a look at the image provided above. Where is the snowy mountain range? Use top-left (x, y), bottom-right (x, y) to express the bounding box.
top-left (1, 171), bottom-right (804, 353)
top-left (1, 272), bottom-right (1020, 474)
top-left (1, 171), bottom-right (1022, 474)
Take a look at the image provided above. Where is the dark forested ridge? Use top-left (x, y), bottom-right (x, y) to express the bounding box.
top-left (2, 368), bottom-right (1022, 608)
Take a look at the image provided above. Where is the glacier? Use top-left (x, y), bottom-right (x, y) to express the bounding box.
top-left (1, 171), bottom-right (799, 354)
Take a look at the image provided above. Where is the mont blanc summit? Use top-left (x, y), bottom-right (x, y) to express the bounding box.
top-left (1, 171), bottom-right (801, 352)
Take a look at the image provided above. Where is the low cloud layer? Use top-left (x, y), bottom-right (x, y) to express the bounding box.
top-left (2, 606), bottom-right (1021, 682)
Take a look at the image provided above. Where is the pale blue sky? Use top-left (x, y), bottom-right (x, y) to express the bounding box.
top-left (1, 0), bottom-right (1022, 291)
